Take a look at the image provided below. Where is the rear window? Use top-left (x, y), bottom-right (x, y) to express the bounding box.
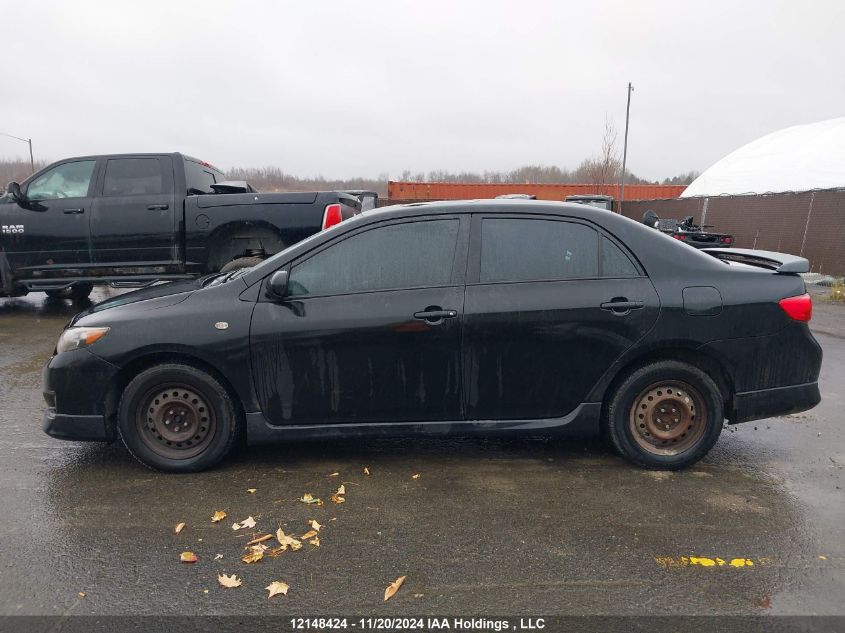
top-left (184, 159), bottom-right (222, 194)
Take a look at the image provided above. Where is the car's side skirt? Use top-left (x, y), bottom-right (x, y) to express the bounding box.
top-left (245, 402), bottom-right (602, 445)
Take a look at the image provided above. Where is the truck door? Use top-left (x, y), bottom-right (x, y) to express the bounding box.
top-left (90, 156), bottom-right (176, 267)
top-left (0, 159), bottom-right (97, 278)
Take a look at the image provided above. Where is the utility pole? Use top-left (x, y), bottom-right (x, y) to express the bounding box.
top-left (0, 131), bottom-right (35, 173)
top-left (619, 82), bottom-right (634, 213)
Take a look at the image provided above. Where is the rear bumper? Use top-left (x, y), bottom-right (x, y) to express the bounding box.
top-left (730, 381), bottom-right (821, 424)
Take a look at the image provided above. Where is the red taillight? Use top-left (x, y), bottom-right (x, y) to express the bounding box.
top-left (673, 234), bottom-right (686, 240)
top-left (322, 203), bottom-right (343, 230)
top-left (779, 293), bottom-right (812, 322)
top-left (720, 236), bottom-right (733, 244)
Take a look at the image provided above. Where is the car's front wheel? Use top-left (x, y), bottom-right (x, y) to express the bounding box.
top-left (117, 364), bottom-right (240, 472)
top-left (605, 360), bottom-right (724, 470)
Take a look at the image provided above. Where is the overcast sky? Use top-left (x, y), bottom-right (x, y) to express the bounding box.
top-left (2, 0), bottom-right (843, 181)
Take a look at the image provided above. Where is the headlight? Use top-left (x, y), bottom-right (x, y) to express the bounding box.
top-left (56, 327), bottom-right (110, 354)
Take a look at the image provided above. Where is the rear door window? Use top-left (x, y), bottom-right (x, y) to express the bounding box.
top-left (480, 218), bottom-right (599, 283)
top-left (289, 219), bottom-right (460, 297)
top-left (600, 235), bottom-right (639, 277)
top-left (102, 158), bottom-right (166, 196)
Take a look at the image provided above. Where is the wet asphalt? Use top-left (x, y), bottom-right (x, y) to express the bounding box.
top-left (0, 288), bottom-right (843, 618)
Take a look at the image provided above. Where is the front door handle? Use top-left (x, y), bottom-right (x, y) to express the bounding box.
top-left (413, 307), bottom-right (458, 323)
top-left (600, 299), bottom-right (645, 314)
top-left (147, 204), bottom-right (169, 211)
top-left (63, 208), bottom-right (84, 214)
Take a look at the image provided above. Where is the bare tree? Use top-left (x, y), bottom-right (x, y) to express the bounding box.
top-left (586, 116), bottom-right (621, 194)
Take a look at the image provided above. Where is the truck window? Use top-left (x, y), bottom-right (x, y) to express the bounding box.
top-left (184, 159), bottom-right (220, 194)
top-left (26, 160), bottom-right (96, 200)
top-left (103, 158), bottom-right (164, 196)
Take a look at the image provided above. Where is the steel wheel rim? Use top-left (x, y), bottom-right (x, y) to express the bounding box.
top-left (628, 380), bottom-right (707, 456)
top-left (136, 383), bottom-right (216, 459)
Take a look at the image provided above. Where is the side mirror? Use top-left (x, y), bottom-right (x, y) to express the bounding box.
top-left (267, 270), bottom-right (289, 299)
top-left (6, 182), bottom-right (22, 203)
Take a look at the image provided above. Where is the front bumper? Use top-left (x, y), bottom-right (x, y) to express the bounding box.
top-left (43, 409), bottom-right (110, 441)
top-left (42, 348), bottom-right (120, 442)
top-left (730, 381), bottom-right (821, 424)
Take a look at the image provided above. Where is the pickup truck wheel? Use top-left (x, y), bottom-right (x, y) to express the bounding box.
top-left (118, 364), bottom-right (240, 472)
top-left (219, 256), bottom-right (265, 273)
top-left (605, 360), bottom-right (724, 470)
top-left (45, 283), bottom-right (93, 301)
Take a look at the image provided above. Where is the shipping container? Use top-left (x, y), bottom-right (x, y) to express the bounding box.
top-left (387, 181), bottom-right (687, 202)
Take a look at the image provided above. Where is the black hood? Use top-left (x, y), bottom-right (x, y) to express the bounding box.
top-left (71, 278), bottom-right (202, 324)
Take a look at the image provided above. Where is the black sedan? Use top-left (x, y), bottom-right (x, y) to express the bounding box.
top-left (42, 201), bottom-right (822, 472)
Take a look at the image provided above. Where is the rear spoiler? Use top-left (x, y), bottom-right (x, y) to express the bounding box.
top-left (701, 248), bottom-right (810, 273)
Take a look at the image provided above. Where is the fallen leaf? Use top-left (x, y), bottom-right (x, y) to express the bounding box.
top-left (211, 510), bottom-right (227, 523)
top-left (266, 581), bottom-right (289, 599)
top-left (301, 529), bottom-right (319, 540)
top-left (174, 522), bottom-right (186, 534)
top-left (328, 472), bottom-right (340, 477)
top-left (384, 575), bottom-right (406, 602)
top-left (759, 596), bottom-right (771, 609)
top-left (300, 493), bottom-right (321, 505)
top-left (330, 493), bottom-right (346, 504)
top-left (309, 519), bottom-right (322, 532)
top-left (309, 536), bottom-right (320, 547)
top-left (363, 467), bottom-right (370, 475)
top-left (232, 516), bottom-right (257, 531)
top-left (78, 592), bottom-right (86, 598)
top-left (214, 554), bottom-right (223, 560)
top-left (247, 488), bottom-right (257, 494)
top-left (241, 549), bottom-right (264, 564)
top-left (412, 474), bottom-right (421, 480)
top-left (266, 546), bottom-right (287, 558)
top-left (337, 484), bottom-right (346, 495)
top-left (218, 573), bottom-right (242, 588)
top-left (180, 551), bottom-right (199, 564)
top-left (276, 528), bottom-right (303, 551)
top-left (246, 534), bottom-right (274, 546)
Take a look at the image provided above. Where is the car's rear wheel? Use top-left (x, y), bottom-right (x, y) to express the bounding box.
top-left (118, 364), bottom-right (240, 472)
top-left (605, 360), bottom-right (724, 469)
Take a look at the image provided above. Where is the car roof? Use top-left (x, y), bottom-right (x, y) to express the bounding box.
top-left (363, 198), bottom-right (606, 220)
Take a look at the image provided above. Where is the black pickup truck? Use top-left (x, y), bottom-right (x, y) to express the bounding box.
top-left (0, 153), bottom-right (361, 300)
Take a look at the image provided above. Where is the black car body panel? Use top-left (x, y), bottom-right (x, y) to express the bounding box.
top-left (42, 201), bottom-right (822, 449)
top-left (0, 153), bottom-right (361, 295)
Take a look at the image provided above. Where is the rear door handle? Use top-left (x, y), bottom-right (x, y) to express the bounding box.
top-left (413, 308), bottom-right (458, 323)
top-left (147, 204), bottom-right (169, 211)
top-left (63, 208), bottom-right (84, 214)
top-left (600, 299), bottom-right (645, 313)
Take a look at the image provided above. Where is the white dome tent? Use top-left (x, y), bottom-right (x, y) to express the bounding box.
top-left (681, 117), bottom-right (845, 198)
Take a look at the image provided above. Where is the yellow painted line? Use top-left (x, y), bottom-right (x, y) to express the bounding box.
top-left (656, 556), bottom-right (756, 568)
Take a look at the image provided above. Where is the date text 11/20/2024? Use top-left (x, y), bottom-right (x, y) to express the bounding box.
top-left (289, 617), bottom-right (546, 630)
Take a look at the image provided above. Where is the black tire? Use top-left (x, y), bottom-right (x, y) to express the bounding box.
top-left (605, 360), bottom-right (724, 470)
top-left (219, 256), bottom-right (265, 273)
top-left (45, 283), bottom-right (93, 301)
top-left (117, 363), bottom-right (240, 472)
